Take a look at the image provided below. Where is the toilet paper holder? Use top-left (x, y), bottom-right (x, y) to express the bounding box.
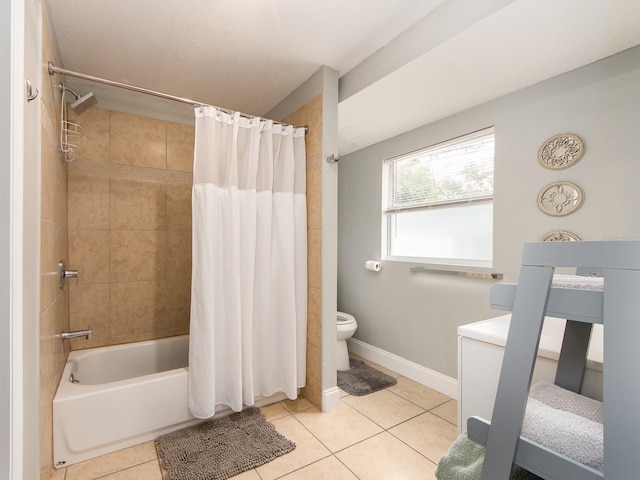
top-left (365, 260), bottom-right (381, 272)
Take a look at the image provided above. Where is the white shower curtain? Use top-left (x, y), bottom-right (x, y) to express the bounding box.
top-left (188, 107), bottom-right (307, 418)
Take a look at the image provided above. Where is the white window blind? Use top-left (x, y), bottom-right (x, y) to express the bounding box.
top-left (383, 127), bottom-right (495, 264)
top-left (384, 127), bottom-right (495, 213)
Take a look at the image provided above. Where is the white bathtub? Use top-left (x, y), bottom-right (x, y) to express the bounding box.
top-left (53, 335), bottom-right (289, 467)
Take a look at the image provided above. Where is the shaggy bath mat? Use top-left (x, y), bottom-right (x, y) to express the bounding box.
top-left (155, 407), bottom-right (295, 480)
top-left (337, 359), bottom-right (397, 396)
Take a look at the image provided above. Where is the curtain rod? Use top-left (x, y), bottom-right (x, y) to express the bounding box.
top-left (47, 62), bottom-right (309, 134)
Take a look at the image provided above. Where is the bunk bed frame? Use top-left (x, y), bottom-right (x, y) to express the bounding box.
top-left (467, 240), bottom-right (640, 479)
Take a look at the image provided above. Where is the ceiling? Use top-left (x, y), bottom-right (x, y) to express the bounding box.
top-left (47, 0), bottom-right (640, 156)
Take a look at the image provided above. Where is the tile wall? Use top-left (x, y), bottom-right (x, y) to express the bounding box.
top-left (68, 97), bottom-right (324, 407)
top-left (284, 95), bottom-right (324, 407)
top-left (40, 10), bottom-right (70, 479)
top-left (66, 108), bottom-right (194, 350)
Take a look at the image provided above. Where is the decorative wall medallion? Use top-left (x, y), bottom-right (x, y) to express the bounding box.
top-left (537, 181), bottom-right (584, 216)
top-left (537, 133), bottom-right (585, 170)
top-left (539, 230), bottom-right (582, 242)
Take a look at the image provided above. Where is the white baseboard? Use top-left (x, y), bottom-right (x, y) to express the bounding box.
top-left (322, 387), bottom-right (341, 412)
top-left (347, 338), bottom-right (458, 399)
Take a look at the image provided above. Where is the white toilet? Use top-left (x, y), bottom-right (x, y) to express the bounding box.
top-left (336, 312), bottom-right (358, 371)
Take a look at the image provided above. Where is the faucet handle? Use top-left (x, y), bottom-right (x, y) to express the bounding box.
top-left (58, 261), bottom-right (79, 288)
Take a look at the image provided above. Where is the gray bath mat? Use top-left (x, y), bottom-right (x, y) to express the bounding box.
top-left (337, 359), bottom-right (397, 396)
top-left (156, 407), bottom-right (295, 480)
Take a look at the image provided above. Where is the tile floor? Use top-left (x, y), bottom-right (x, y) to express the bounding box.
top-left (51, 359), bottom-right (458, 480)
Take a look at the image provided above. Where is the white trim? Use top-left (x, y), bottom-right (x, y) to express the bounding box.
top-left (347, 338), bottom-right (458, 399)
top-left (321, 387), bottom-right (341, 412)
top-left (10, 0), bottom-right (25, 478)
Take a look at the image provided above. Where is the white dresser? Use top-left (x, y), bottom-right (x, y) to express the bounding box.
top-left (456, 314), bottom-right (603, 435)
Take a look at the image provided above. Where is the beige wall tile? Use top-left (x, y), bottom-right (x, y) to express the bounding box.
top-left (111, 178), bottom-right (167, 231)
top-left (68, 174), bottom-right (110, 229)
top-left (165, 277), bottom-right (191, 332)
top-left (283, 95), bottom-right (322, 159)
top-left (307, 287), bottom-right (322, 349)
top-left (306, 154), bottom-right (322, 173)
top-left (40, 292), bottom-right (70, 402)
top-left (68, 107), bottom-right (110, 164)
top-left (69, 229), bottom-right (110, 284)
top-left (39, 398), bottom-right (53, 480)
top-left (69, 283), bottom-right (111, 349)
top-left (41, 128), bottom-right (68, 227)
top-left (110, 111), bottom-right (166, 169)
top-left (110, 281), bottom-right (166, 337)
top-left (40, 288), bottom-right (71, 477)
top-left (40, 220), bottom-right (62, 313)
top-left (167, 122), bottom-right (195, 172)
top-left (110, 230), bottom-right (166, 283)
top-left (307, 227), bottom-right (322, 289)
top-left (303, 343), bottom-right (322, 408)
top-left (166, 231), bottom-right (192, 279)
top-left (166, 182), bottom-right (192, 231)
top-left (306, 169), bottom-right (322, 230)
top-left (41, 13), bottom-right (69, 478)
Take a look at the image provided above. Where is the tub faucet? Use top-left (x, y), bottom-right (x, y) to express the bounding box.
top-left (61, 327), bottom-right (92, 340)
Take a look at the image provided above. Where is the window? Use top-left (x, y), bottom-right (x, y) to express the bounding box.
top-left (383, 127), bottom-right (494, 266)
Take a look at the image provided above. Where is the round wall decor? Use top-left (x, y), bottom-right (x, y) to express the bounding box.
top-left (537, 181), bottom-right (584, 216)
top-left (537, 133), bottom-right (585, 170)
top-left (539, 230), bottom-right (582, 242)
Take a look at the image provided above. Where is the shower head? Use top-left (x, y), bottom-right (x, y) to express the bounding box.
top-left (69, 91), bottom-right (97, 115)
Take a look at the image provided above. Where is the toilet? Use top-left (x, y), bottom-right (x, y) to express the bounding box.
top-left (336, 312), bottom-right (358, 371)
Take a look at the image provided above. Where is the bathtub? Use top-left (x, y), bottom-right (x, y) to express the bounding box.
top-left (53, 335), bottom-right (289, 467)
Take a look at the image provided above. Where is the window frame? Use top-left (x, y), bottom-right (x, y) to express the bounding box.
top-left (381, 127), bottom-right (495, 269)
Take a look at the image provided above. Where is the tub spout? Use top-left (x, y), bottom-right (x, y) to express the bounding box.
top-left (61, 327), bottom-right (92, 340)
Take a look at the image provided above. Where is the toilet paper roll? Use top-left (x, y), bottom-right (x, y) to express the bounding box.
top-left (365, 260), bottom-right (381, 272)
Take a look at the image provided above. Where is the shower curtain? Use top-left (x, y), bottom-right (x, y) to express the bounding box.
top-left (188, 107), bottom-right (307, 418)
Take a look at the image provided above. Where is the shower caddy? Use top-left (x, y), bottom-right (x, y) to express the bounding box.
top-left (467, 240), bottom-right (640, 479)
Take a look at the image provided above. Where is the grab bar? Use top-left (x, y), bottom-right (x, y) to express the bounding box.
top-left (61, 327), bottom-right (92, 340)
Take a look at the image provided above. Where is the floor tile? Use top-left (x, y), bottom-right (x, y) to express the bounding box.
top-left (65, 442), bottom-right (157, 480)
top-left (430, 399), bottom-right (458, 426)
top-left (260, 402), bottom-right (291, 422)
top-left (51, 469), bottom-right (66, 480)
top-left (389, 412), bottom-right (457, 464)
top-left (337, 431), bottom-right (437, 480)
top-left (294, 403), bottom-right (383, 452)
top-left (282, 397), bottom-right (315, 413)
top-left (279, 456), bottom-right (358, 479)
top-left (256, 415), bottom-right (331, 480)
top-left (359, 360), bottom-right (401, 379)
top-left (342, 389), bottom-right (425, 429)
top-left (228, 469), bottom-right (262, 479)
top-left (388, 377), bottom-right (451, 410)
top-left (99, 459), bottom-right (162, 480)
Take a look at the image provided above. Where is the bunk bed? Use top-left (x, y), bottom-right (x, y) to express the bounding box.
top-left (466, 240), bottom-right (640, 480)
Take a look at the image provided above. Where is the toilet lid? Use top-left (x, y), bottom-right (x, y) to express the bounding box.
top-left (337, 312), bottom-right (356, 325)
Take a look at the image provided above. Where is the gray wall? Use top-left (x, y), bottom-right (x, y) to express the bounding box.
top-left (338, 45), bottom-right (640, 379)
